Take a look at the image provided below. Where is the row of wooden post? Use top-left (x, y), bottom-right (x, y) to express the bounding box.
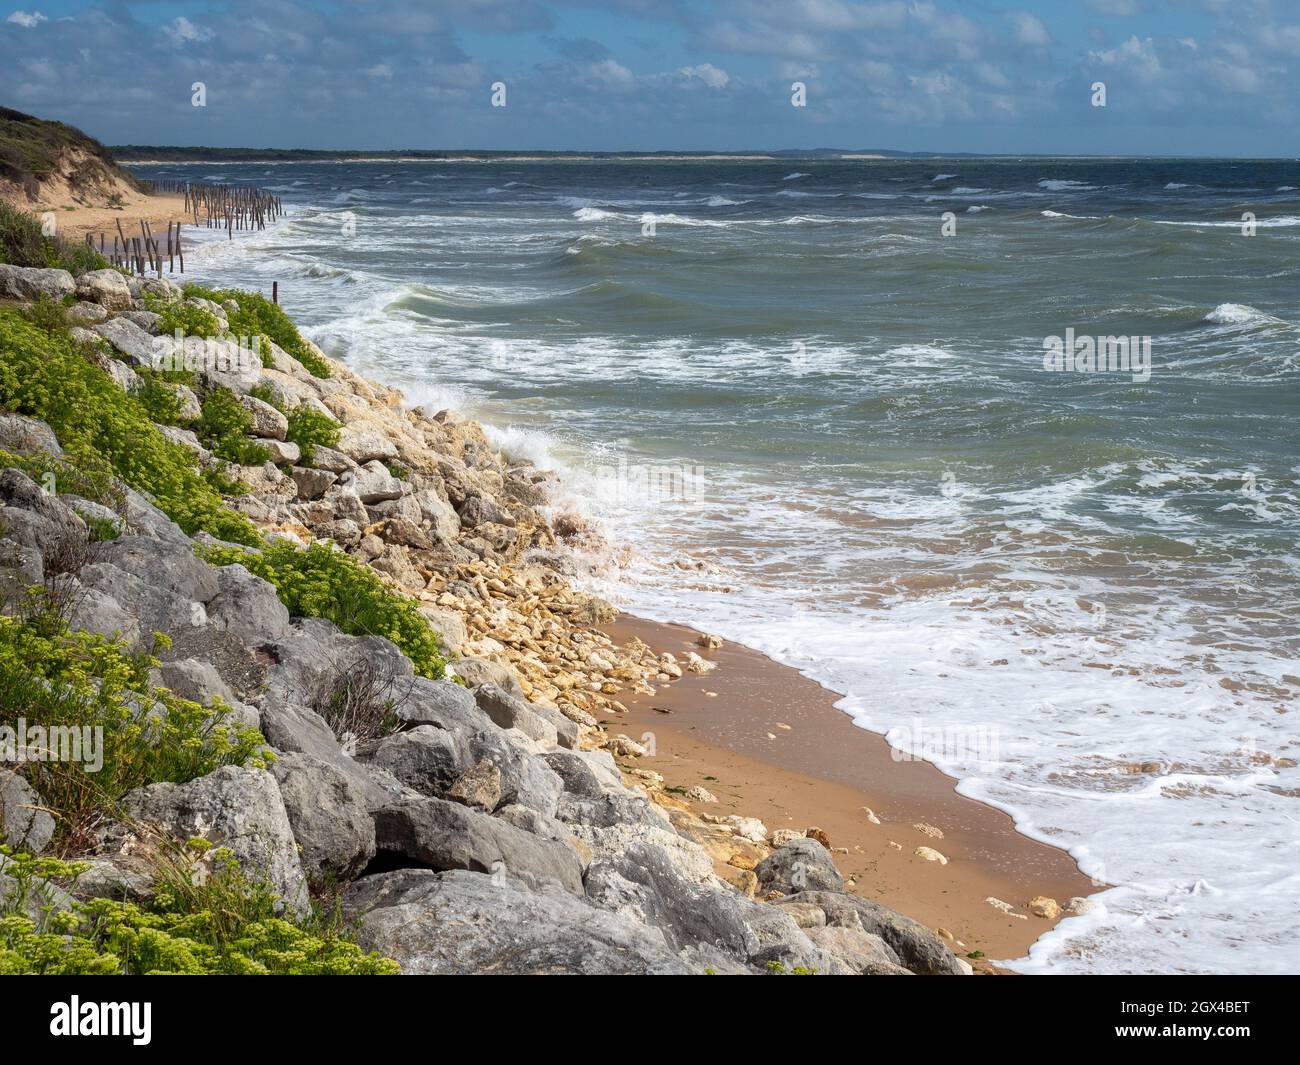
top-left (87, 219), bottom-right (184, 277)
top-left (142, 178), bottom-right (284, 236)
top-left (88, 179), bottom-right (284, 278)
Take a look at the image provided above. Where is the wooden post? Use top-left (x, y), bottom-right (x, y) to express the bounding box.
top-left (272, 281), bottom-right (278, 305)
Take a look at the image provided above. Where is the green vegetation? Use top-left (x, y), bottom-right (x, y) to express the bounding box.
top-left (0, 106), bottom-right (143, 196)
top-left (764, 960), bottom-right (816, 975)
top-left (201, 540), bottom-right (447, 679)
top-left (285, 404), bottom-right (340, 465)
top-left (248, 382), bottom-right (285, 412)
top-left (0, 845), bottom-right (399, 975)
top-left (0, 607), bottom-right (272, 846)
top-left (0, 309), bottom-right (259, 545)
top-left (0, 447), bottom-right (125, 515)
top-left (183, 284), bottom-right (331, 378)
top-left (154, 298), bottom-right (221, 340)
top-left (18, 293), bottom-right (69, 334)
top-left (0, 199), bottom-right (109, 273)
top-left (194, 386), bottom-right (270, 467)
top-left (130, 372), bottom-right (188, 427)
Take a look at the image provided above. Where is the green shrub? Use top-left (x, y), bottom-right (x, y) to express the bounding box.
top-left (184, 284), bottom-right (331, 378)
top-left (0, 199), bottom-right (109, 273)
top-left (285, 405), bottom-right (340, 466)
top-left (0, 614), bottom-right (273, 845)
top-left (18, 294), bottom-right (69, 334)
top-left (201, 540), bottom-right (447, 679)
top-left (0, 846), bottom-right (399, 975)
top-left (194, 386), bottom-right (270, 467)
top-left (131, 372), bottom-right (187, 427)
top-left (155, 299), bottom-right (221, 340)
top-left (0, 309), bottom-right (258, 545)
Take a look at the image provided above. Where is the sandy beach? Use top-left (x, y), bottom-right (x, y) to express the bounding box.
top-left (48, 191), bottom-right (190, 243)
top-left (607, 615), bottom-right (1098, 968)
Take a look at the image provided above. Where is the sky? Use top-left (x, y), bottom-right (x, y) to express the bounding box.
top-left (1, 0), bottom-right (1298, 155)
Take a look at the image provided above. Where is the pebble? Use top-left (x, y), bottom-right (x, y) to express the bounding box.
top-left (1028, 895), bottom-right (1062, 919)
top-left (912, 822), bottom-right (944, 839)
top-left (915, 846), bottom-right (948, 865)
top-left (985, 896), bottom-right (1029, 920)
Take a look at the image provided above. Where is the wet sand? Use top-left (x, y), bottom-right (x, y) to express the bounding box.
top-left (606, 614), bottom-right (1098, 968)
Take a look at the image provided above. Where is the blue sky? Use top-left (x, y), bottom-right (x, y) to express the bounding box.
top-left (2, 1), bottom-right (1297, 154)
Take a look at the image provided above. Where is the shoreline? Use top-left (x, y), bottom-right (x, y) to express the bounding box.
top-left (1, 190), bottom-right (192, 244)
top-left (604, 614), bottom-right (1098, 969)
top-left (122, 201), bottom-right (1094, 971)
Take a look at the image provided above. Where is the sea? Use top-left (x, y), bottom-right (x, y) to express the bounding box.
top-left (127, 156), bottom-right (1300, 974)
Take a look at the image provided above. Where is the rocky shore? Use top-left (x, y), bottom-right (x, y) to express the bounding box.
top-left (0, 260), bottom-right (970, 974)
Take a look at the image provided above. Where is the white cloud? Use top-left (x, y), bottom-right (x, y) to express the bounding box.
top-left (675, 63), bottom-right (729, 88)
top-left (365, 63), bottom-right (393, 79)
top-left (1090, 35), bottom-right (1163, 80)
top-left (1011, 12), bottom-right (1051, 47)
top-left (584, 58), bottom-right (636, 90)
top-left (6, 10), bottom-right (46, 28)
top-left (162, 16), bottom-right (214, 46)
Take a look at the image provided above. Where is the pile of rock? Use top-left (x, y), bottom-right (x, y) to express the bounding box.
top-left (0, 262), bottom-right (968, 974)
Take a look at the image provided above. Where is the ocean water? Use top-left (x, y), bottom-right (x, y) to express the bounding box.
top-left (135, 158), bottom-right (1300, 974)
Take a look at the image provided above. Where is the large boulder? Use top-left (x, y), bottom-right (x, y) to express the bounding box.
top-left (0, 771), bottom-right (55, 852)
top-left (471, 684), bottom-right (557, 746)
top-left (773, 890), bottom-right (966, 975)
top-left (0, 414), bottom-right (63, 458)
top-left (344, 868), bottom-right (693, 975)
top-left (237, 395), bottom-right (289, 441)
top-left (75, 269), bottom-right (133, 312)
top-left (102, 765), bottom-right (309, 916)
top-left (451, 656), bottom-right (524, 699)
top-left (804, 925), bottom-right (913, 975)
top-left (338, 461), bottom-right (403, 505)
top-left (0, 264), bottom-right (74, 302)
top-left (271, 752), bottom-right (375, 882)
top-left (755, 838), bottom-right (845, 895)
top-left (336, 425), bottom-right (398, 465)
top-left (372, 795), bottom-right (584, 893)
top-left (92, 316), bottom-right (162, 368)
top-left (205, 563), bottom-right (292, 646)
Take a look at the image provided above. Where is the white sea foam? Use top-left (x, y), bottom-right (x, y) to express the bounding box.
top-left (172, 167), bottom-right (1300, 978)
top-left (1203, 303), bottom-right (1281, 326)
top-left (1038, 179), bottom-right (1098, 191)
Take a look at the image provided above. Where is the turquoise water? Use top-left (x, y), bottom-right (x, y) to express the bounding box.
top-left (139, 158), bottom-right (1300, 973)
